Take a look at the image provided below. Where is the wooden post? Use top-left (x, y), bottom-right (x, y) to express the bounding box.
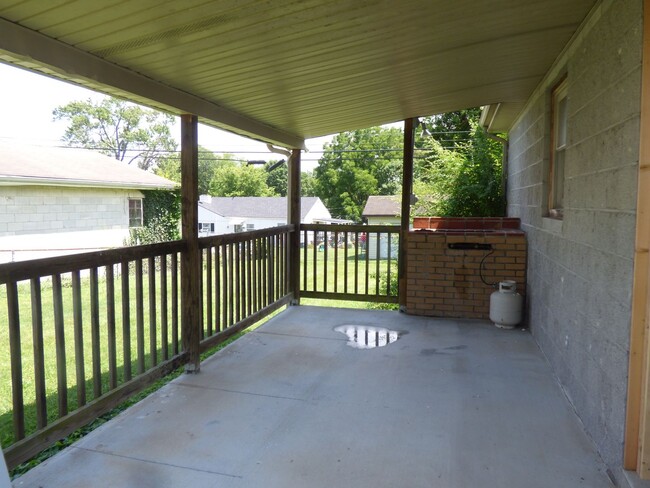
top-left (398, 118), bottom-right (415, 311)
top-left (288, 149), bottom-right (301, 304)
top-left (180, 114), bottom-right (200, 373)
top-left (626, 0), bottom-right (650, 475)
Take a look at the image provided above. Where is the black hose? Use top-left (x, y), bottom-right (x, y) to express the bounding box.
top-left (479, 249), bottom-right (498, 288)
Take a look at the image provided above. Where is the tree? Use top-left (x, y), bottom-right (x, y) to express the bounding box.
top-left (265, 161), bottom-right (318, 197)
top-left (53, 96), bottom-right (176, 170)
top-left (314, 127), bottom-right (403, 221)
top-left (155, 146), bottom-right (224, 195)
top-left (414, 114), bottom-right (504, 217)
top-left (265, 160), bottom-right (288, 196)
top-left (300, 171), bottom-right (317, 197)
top-left (419, 108), bottom-right (481, 150)
top-left (209, 161), bottom-right (276, 197)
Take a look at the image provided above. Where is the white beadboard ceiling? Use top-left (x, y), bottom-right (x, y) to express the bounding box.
top-left (0, 0), bottom-right (597, 148)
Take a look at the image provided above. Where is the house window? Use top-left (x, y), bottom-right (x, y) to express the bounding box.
top-left (199, 222), bottom-right (215, 233)
top-left (234, 224), bottom-right (243, 233)
top-left (246, 223), bottom-right (255, 231)
top-left (128, 198), bottom-right (143, 227)
top-left (549, 78), bottom-right (568, 218)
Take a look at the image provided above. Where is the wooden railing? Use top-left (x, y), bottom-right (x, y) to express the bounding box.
top-left (299, 224), bottom-right (400, 303)
top-left (0, 226), bottom-right (292, 469)
top-left (197, 226), bottom-right (292, 352)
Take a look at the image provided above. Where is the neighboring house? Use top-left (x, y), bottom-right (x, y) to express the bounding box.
top-left (197, 196), bottom-right (332, 237)
top-left (361, 195), bottom-right (401, 226)
top-left (361, 195), bottom-right (403, 259)
top-left (0, 143), bottom-right (176, 263)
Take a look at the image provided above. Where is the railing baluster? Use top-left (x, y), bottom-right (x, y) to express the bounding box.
top-left (148, 256), bottom-right (157, 367)
top-left (323, 230), bottom-right (328, 293)
top-left (161, 254), bottom-right (169, 360)
top-left (247, 240), bottom-right (253, 316)
top-left (303, 229), bottom-right (307, 292)
top-left (171, 253), bottom-right (179, 355)
top-left (334, 231), bottom-right (339, 293)
top-left (215, 246), bottom-right (221, 333)
top-left (375, 232), bottom-right (381, 295)
top-left (7, 281), bottom-right (25, 441)
top-left (313, 231), bottom-right (318, 292)
top-left (344, 232), bottom-right (349, 294)
top-left (365, 232), bottom-right (370, 295)
top-left (198, 250), bottom-right (204, 340)
top-left (135, 259), bottom-right (145, 375)
top-left (71, 271), bottom-right (86, 407)
top-left (106, 265), bottom-right (117, 390)
top-left (354, 231), bottom-right (360, 295)
top-left (276, 234), bottom-right (281, 300)
top-left (256, 238), bottom-right (266, 310)
top-left (387, 233), bottom-right (392, 297)
top-left (121, 262), bottom-right (132, 382)
top-left (206, 248), bottom-right (212, 337)
top-left (52, 273), bottom-right (68, 417)
top-left (90, 268), bottom-right (102, 399)
top-left (228, 243), bottom-right (234, 327)
top-left (30, 278), bottom-right (47, 428)
top-left (222, 244), bottom-right (228, 329)
top-left (267, 236), bottom-right (274, 304)
top-left (235, 241), bottom-right (241, 323)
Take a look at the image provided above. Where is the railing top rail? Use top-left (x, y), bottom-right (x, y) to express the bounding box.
top-left (0, 240), bottom-right (185, 284)
top-left (199, 225), bottom-right (294, 248)
top-left (300, 223), bottom-right (400, 233)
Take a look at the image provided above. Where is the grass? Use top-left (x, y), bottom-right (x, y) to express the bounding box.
top-left (300, 244), bottom-right (397, 298)
top-left (0, 245), bottom-right (396, 473)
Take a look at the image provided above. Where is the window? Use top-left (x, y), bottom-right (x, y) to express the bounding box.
top-left (199, 222), bottom-right (215, 233)
top-left (128, 198), bottom-right (143, 227)
top-left (246, 223), bottom-right (255, 231)
top-left (549, 78), bottom-right (568, 218)
top-left (234, 224), bottom-right (243, 233)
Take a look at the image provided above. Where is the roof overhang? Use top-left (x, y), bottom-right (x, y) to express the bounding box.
top-left (0, 1), bottom-right (599, 143)
top-left (0, 176), bottom-right (177, 190)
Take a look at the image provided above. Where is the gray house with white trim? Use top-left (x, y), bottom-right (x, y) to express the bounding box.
top-left (0, 143), bottom-right (176, 262)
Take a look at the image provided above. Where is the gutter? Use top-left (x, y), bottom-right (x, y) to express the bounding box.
top-left (0, 175), bottom-right (178, 190)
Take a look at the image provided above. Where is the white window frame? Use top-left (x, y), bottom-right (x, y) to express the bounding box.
top-left (549, 78), bottom-right (568, 219)
top-left (128, 198), bottom-right (143, 228)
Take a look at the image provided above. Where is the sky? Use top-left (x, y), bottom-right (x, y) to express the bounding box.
top-left (0, 63), bottom-right (331, 171)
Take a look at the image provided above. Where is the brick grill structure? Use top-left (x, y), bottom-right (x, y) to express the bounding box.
top-left (406, 217), bottom-right (527, 319)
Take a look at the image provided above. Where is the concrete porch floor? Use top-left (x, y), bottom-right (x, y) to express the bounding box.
top-left (14, 306), bottom-right (613, 487)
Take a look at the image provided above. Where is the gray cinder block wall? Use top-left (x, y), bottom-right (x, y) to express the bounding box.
top-left (506, 0), bottom-right (642, 483)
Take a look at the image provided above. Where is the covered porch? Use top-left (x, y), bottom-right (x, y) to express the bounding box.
top-left (13, 306), bottom-right (612, 487)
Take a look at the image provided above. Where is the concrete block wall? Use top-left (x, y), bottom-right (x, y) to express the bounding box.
top-left (506, 0), bottom-right (642, 482)
top-left (0, 186), bottom-right (143, 262)
top-left (406, 218), bottom-right (527, 319)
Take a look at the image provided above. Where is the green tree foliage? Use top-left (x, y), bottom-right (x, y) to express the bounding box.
top-left (414, 114), bottom-right (504, 217)
top-left (420, 108), bottom-right (480, 150)
top-left (53, 96), bottom-right (176, 170)
top-left (300, 171), bottom-right (317, 197)
top-left (209, 161), bottom-right (275, 197)
top-left (314, 127), bottom-right (403, 221)
top-left (265, 161), bottom-right (317, 197)
top-left (265, 161), bottom-right (287, 196)
top-left (155, 146), bottom-right (223, 195)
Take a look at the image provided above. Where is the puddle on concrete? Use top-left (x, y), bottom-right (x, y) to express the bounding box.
top-left (334, 325), bottom-right (400, 349)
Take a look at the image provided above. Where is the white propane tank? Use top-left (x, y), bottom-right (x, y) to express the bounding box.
top-left (490, 280), bottom-right (523, 329)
